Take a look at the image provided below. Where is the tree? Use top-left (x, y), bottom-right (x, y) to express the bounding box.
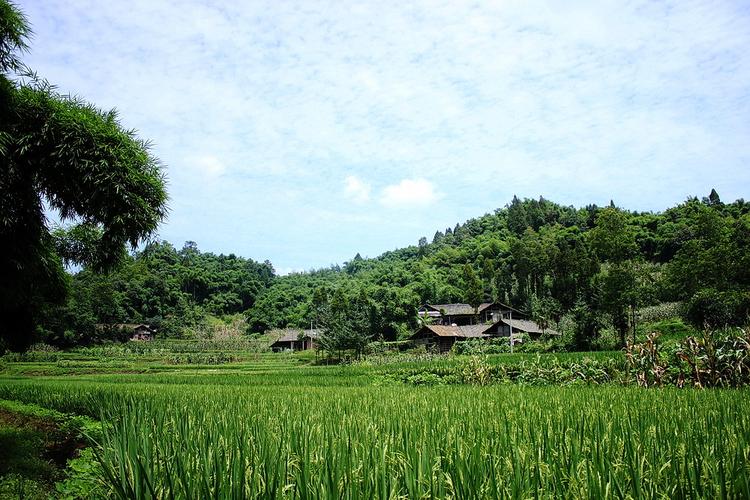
top-left (417, 236), bottom-right (428, 257)
top-left (596, 262), bottom-right (639, 347)
top-left (463, 264), bottom-right (483, 317)
top-left (0, 1), bottom-right (167, 350)
top-left (317, 289), bottom-right (372, 358)
top-left (703, 188), bottom-right (722, 207)
top-left (587, 208), bottom-right (637, 263)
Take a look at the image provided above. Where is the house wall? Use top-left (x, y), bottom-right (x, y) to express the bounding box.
top-left (440, 315), bottom-right (474, 326)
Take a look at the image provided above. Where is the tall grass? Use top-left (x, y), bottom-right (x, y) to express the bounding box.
top-left (0, 376), bottom-right (748, 498)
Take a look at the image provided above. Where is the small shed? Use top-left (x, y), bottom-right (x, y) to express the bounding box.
top-left (130, 324), bottom-right (156, 341)
top-left (96, 323), bottom-right (156, 341)
top-left (490, 318), bottom-right (560, 341)
top-left (270, 328), bottom-right (321, 352)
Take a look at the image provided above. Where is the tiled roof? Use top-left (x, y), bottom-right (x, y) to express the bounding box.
top-left (270, 328), bottom-right (322, 343)
top-left (423, 302), bottom-right (524, 316)
top-left (424, 303), bottom-right (477, 316)
top-left (414, 324), bottom-right (493, 338)
top-left (503, 319), bottom-right (560, 336)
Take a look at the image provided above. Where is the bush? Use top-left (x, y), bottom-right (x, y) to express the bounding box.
top-left (686, 289), bottom-right (750, 328)
top-left (626, 329), bottom-right (750, 388)
top-left (387, 354), bottom-right (627, 386)
top-left (642, 318), bottom-right (697, 342)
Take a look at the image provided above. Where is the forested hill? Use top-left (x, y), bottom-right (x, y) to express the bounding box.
top-left (43, 190), bottom-right (750, 347)
top-left (244, 190), bottom-right (750, 346)
top-left (39, 243), bottom-right (275, 344)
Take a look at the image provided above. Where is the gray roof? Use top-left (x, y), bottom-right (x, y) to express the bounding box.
top-left (423, 303), bottom-right (478, 316)
top-left (422, 302), bottom-right (523, 317)
top-left (412, 324), bottom-right (493, 339)
top-left (270, 328), bottom-right (322, 343)
top-left (502, 318), bottom-right (560, 336)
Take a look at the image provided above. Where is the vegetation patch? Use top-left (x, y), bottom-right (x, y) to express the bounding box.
top-left (0, 399), bottom-right (103, 498)
top-left (626, 329), bottom-right (750, 388)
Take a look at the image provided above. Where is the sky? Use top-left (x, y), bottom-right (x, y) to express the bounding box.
top-left (17, 0), bottom-right (750, 273)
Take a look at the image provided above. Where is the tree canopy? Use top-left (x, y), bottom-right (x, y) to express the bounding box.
top-left (0, 0), bottom-right (168, 349)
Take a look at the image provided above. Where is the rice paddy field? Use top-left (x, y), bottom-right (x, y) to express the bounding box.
top-left (1, 349), bottom-right (749, 498)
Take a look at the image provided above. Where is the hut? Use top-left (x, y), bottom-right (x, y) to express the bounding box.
top-left (270, 328), bottom-right (321, 352)
top-left (96, 323), bottom-right (156, 341)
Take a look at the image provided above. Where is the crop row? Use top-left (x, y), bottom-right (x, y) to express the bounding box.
top-left (0, 379), bottom-right (748, 498)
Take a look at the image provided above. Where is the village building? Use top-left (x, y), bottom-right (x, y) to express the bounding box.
top-left (412, 303), bottom-right (558, 352)
top-left (417, 302), bottom-right (526, 325)
top-left (411, 324), bottom-right (494, 352)
top-left (96, 323), bottom-right (156, 341)
top-left (269, 328), bottom-right (321, 352)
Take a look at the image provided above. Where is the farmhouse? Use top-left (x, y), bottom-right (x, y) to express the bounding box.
top-left (270, 328), bottom-right (321, 352)
top-left (417, 302), bottom-right (526, 325)
top-left (411, 312), bottom-right (559, 352)
top-left (96, 323), bottom-right (156, 341)
top-left (130, 324), bottom-right (156, 341)
top-left (411, 323), bottom-right (494, 352)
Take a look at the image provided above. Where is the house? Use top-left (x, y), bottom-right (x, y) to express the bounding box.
top-left (411, 315), bottom-right (559, 352)
top-left (130, 324), bottom-right (156, 341)
top-left (269, 328), bottom-right (321, 352)
top-left (96, 323), bottom-right (156, 341)
top-left (417, 302), bottom-right (526, 326)
top-left (411, 323), bottom-right (494, 352)
top-left (496, 318), bottom-right (559, 341)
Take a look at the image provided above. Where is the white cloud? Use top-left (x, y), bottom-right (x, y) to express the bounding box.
top-left (188, 155), bottom-right (226, 178)
top-left (344, 175), bottom-right (371, 203)
top-left (276, 266), bottom-right (306, 276)
top-left (380, 178), bottom-right (439, 208)
top-left (21, 0), bottom-right (750, 270)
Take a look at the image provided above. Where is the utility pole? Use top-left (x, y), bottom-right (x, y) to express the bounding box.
top-left (509, 310), bottom-right (514, 354)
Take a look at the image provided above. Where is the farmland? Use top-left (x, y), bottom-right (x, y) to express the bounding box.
top-left (1, 348), bottom-right (749, 498)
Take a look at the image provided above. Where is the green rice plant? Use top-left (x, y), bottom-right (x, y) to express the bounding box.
top-left (1, 373), bottom-right (748, 498)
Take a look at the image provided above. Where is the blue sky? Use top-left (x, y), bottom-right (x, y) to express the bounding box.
top-left (19, 0), bottom-right (750, 273)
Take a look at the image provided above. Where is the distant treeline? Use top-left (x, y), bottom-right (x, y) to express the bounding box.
top-left (37, 242), bottom-right (274, 345)
top-left (37, 190), bottom-right (750, 348)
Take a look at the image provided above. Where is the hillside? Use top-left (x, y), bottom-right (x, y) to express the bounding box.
top-left (35, 190), bottom-right (750, 349)
top-left (246, 190), bottom-right (749, 347)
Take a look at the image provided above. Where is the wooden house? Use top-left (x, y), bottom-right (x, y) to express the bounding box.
top-left (270, 328), bottom-right (321, 352)
top-left (410, 324), bottom-right (495, 352)
top-left (417, 302), bottom-right (526, 326)
top-left (130, 324), bottom-right (156, 341)
top-left (411, 317), bottom-right (559, 352)
top-left (97, 323), bottom-right (156, 341)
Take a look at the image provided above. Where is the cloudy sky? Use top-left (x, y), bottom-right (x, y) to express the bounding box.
top-left (18, 0), bottom-right (750, 272)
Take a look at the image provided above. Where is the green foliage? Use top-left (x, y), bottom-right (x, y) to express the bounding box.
top-left (462, 263), bottom-right (483, 311)
top-left (0, 1), bottom-right (167, 350)
top-left (0, 0), bottom-right (29, 73)
top-left (0, 397), bottom-right (103, 498)
top-left (36, 241), bottom-right (274, 346)
top-left (240, 190), bottom-right (749, 352)
top-left (587, 207), bottom-right (638, 262)
top-left (626, 330), bottom-right (750, 388)
top-left (2, 362), bottom-right (750, 498)
top-left (55, 448), bottom-right (108, 499)
top-left (34, 188), bottom-right (750, 352)
top-left (686, 288), bottom-right (750, 328)
top-left (636, 301), bottom-right (685, 323)
top-left (317, 289), bottom-right (374, 357)
top-left (643, 318), bottom-right (698, 342)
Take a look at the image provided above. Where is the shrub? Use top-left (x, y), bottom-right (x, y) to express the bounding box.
top-left (685, 289), bottom-right (750, 328)
top-left (644, 318), bottom-right (697, 342)
top-left (626, 329), bottom-right (750, 388)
